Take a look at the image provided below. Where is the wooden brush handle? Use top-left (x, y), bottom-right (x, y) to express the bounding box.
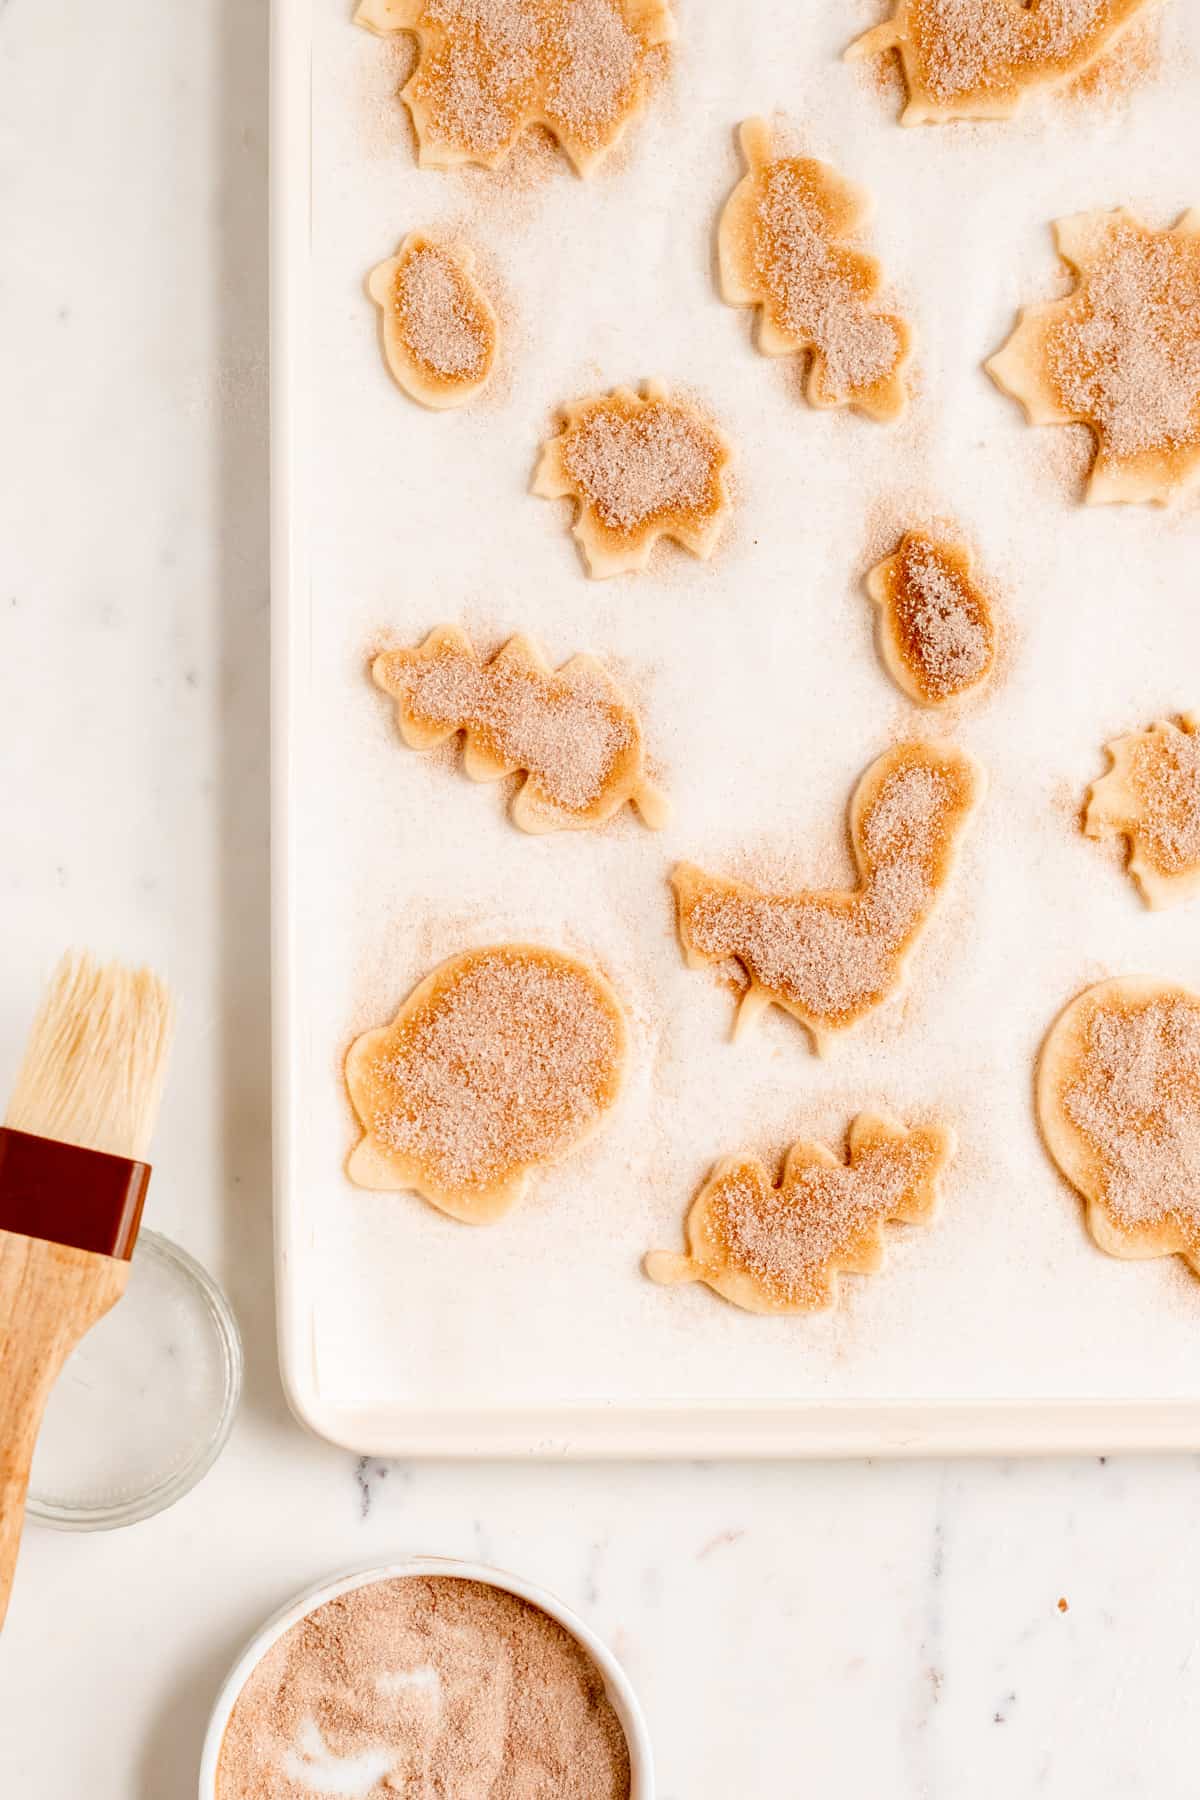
top-left (0, 1230), bottom-right (129, 1629)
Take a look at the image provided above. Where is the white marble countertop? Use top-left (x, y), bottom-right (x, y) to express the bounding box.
top-left (3, 2), bottom-right (1200, 1795)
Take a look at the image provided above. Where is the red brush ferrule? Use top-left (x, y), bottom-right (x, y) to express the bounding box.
top-left (0, 1127), bottom-right (150, 1259)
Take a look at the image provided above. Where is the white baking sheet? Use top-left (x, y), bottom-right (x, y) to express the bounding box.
top-left (272, 0), bottom-right (1200, 1454)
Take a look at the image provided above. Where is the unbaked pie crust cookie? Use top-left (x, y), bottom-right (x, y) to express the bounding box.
top-left (672, 741), bottom-right (982, 1053)
top-left (346, 944), bottom-right (628, 1223)
top-left (373, 624), bottom-right (667, 832)
top-left (987, 207), bottom-right (1200, 506)
top-left (533, 379), bottom-right (733, 577)
top-left (1039, 977), bottom-right (1200, 1275)
top-left (645, 1112), bottom-right (953, 1314)
top-left (718, 118), bottom-right (913, 422)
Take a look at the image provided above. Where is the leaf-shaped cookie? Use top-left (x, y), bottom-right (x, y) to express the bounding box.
top-left (718, 118), bottom-right (913, 422)
top-left (373, 624), bottom-right (667, 832)
top-left (346, 944), bottom-right (627, 1223)
top-left (355, 0), bottom-right (675, 176)
top-left (1085, 714), bottom-right (1200, 908)
top-left (846, 0), bottom-right (1154, 125)
top-left (987, 207), bottom-right (1200, 506)
top-left (645, 1112), bottom-right (953, 1313)
top-left (672, 741), bottom-right (982, 1052)
top-left (533, 379), bottom-right (733, 577)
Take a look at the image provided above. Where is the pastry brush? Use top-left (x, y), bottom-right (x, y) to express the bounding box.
top-left (0, 951), bottom-right (174, 1628)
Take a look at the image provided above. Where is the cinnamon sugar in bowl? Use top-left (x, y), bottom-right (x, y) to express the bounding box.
top-left (199, 1558), bottom-right (652, 1799)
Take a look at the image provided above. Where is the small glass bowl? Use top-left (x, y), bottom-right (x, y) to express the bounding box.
top-left (26, 1229), bottom-right (243, 1531)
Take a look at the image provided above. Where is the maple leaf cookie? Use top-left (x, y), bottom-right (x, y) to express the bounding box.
top-left (1038, 977), bottom-right (1200, 1276)
top-left (533, 380), bottom-right (733, 577)
top-left (1085, 714), bottom-right (1200, 908)
top-left (865, 531), bottom-right (997, 706)
top-left (987, 208), bottom-right (1200, 505)
top-left (368, 234), bottom-right (497, 410)
top-left (846, 0), bottom-right (1154, 125)
top-left (372, 624), bottom-right (668, 832)
top-left (717, 118), bottom-right (913, 423)
top-left (672, 741), bottom-right (982, 1053)
top-left (645, 1112), bottom-right (953, 1313)
top-left (354, 0), bottom-right (675, 177)
top-left (346, 944), bottom-right (627, 1223)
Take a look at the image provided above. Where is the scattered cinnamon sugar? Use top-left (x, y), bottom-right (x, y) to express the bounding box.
top-left (476, 121), bottom-right (563, 198)
top-left (385, 0), bottom-right (674, 173)
top-left (1045, 219), bottom-right (1200, 463)
top-left (1061, 991), bottom-right (1200, 1242)
top-left (354, 945), bottom-right (625, 1199)
top-left (707, 1132), bottom-right (941, 1309)
top-left (216, 1576), bottom-right (631, 1799)
top-left (394, 244), bottom-right (491, 380)
top-left (560, 395), bottom-right (724, 532)
top-left (1034, 416), bottom-right (1095, 504)
top-left (677, 744), bottom-right (979, 1036)
top-left (873, 533), bottom-right (996, 704)
top-left (855, 36), bottom-right (907, 109)
top-left (857, 488), bottom-right (970, 578)
top-left (1066, 6), bottom-right (1160, 107)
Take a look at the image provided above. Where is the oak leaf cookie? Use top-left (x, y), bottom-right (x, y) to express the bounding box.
top-left (372, 624), bottom-right (668, 832)
top-left (672, 741), bottom-right (982, 1053)
top-left (1038, 977), bottom-right (1200, 1275)
top-left (846, 0), bottom-right (1154, 125)
top-left (865, 531), bottom-right (997, 706)
top-left (1085, 714), bottom-right (1200, 908)
top-left (368, 234), bottom-right (497, 410)
top-left (533, 380), bottom-right (733, 577)
top-left (354, 0), bottom-right (675, 176)
top-left (718, 118), bottom-right (913, 422)
top-left (645, 1112), bottom-right (953, 1313)
top-left (346, 945), bottom-right (627, 1222)
top-left (987, 208), bottom-right (1200, 505)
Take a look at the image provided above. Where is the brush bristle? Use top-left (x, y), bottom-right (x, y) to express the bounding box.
top-left (5, 952), bottom-right (175, 1160)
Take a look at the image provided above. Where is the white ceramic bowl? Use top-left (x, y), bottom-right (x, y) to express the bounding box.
top-left (198, 1555), bottom-right (654, 1798)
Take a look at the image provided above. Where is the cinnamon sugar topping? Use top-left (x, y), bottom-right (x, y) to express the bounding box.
top-left (867, 531), bottom-right (997, 705)
top-left (563, 407), bottom-right (714, 531)
top-left (215, 1576), bottom-right (631, 1799)
top-left (397, 247), bottom-right (490, 378)
top-left (673, 742), bottom-right (981, 1051)
top-left (1085, 713), bottom-right (1200, 907)
top-left (646, 1114), bottom-right (952, 1313)
top-left (847, 0), bottom-right (1154, 123)
top-left (533, 380), bottom-right (733, 577)
top-left (345, 945), bottom-right (626, 1221)
top-left (368, 234), bottom-right (497, 409)
top-left (988, 209), bottom-right (1200, 505)
top-left (1126, 723), bottom-right (1200, 875)
top-left (373, 625), bottom-right (666, 831)
top-left (1047, 222), bottom-right (1200, 461)
top-left (354, 0), bottom-right (675, 175)
top-left (1051, 986), bottom-right (1200, 1259)
top-left (718, 118), bottom-right (912, 421)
